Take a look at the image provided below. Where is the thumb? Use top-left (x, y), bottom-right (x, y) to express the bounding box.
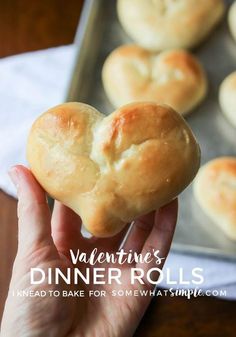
top-left (8, 165), bottom-right (56, 256)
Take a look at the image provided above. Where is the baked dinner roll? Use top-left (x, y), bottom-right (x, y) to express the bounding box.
top-left (27, 102), bottom-right (200, 237)
top-left (193, 158), bottom-right (236, 241)
top-left (117, 0), bottom-right (225, 50)
top-left (229, 2), bottom-right (236, 41)
top-left (102, 45), bottom-right (207, 115)
top-left (219, 72), bottom-right (236, 128)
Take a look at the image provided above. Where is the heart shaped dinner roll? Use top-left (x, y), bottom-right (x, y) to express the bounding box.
top-left (27, 102), bottom-right (200, 237)
top-left (102, 45), bottom-right (207, 116)
top-left (194, 158), bottom-right (236, 241)
top-left (117, 0), bottom-right (225, 50)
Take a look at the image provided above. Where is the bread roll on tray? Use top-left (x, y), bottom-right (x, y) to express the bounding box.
top-left (102, 45), bottom-right (207, 116)
top-left (219, 71), bottom-right (236, 128)
top-left (194, 157), bottom-right (236, 241)
top-left (117, 0), bottom-right (225, 51)
top-left (229, 1), bottom-right (236, 42)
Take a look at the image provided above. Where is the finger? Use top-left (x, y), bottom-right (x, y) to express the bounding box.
top-left (8, 165), bottom-right (57, 256)
top-left (136, 199), bottom-right (178, 281)
top-left (122, 212), bottom-right (155, 253)
top-left (51, 201), bottom-right (84, 254)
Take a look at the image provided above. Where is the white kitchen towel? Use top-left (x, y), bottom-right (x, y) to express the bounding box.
top-left (0, 44), bottom-right (76, 196)
top-left (161, 251), bottom-right (236, 299)
top-left (0, 45), bottom-right (235, 300)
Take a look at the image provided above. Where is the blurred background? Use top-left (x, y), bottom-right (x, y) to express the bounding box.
top-left (0, 1), bottom-right (236, 337)
top-left (0, 0), bottom-right (83, 57)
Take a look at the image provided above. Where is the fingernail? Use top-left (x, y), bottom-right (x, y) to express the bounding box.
top-left (8, 166), bottom-right (20, 189)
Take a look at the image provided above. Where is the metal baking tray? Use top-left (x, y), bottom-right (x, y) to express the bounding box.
top-left (66, 0), bottom-right (236, 259)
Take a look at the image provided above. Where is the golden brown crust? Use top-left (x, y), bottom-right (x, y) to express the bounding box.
top-left (117, 0), bottom-right (225, 50)
top-left (194, 157), bottom-right (236, 241)
top-left (27, 102), bottom-right (200, 237)
top-left (102, 45), bottom-right (207, 115)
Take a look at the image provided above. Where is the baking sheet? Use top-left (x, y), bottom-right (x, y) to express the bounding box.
top-left (67, 0), bottom-right (236, 259)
